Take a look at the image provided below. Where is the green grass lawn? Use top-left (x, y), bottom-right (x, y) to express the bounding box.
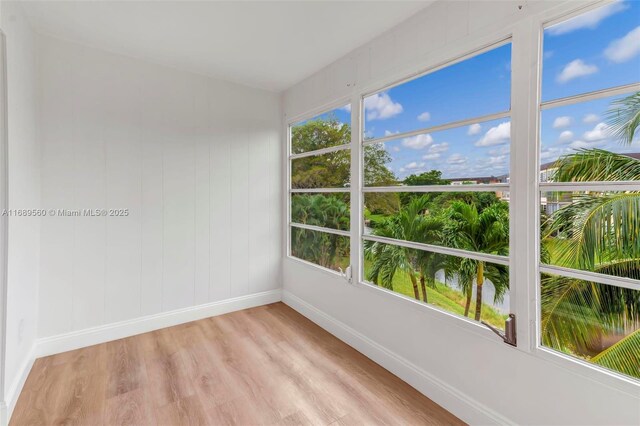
top-left (363, 260), bottom-right (508, 329)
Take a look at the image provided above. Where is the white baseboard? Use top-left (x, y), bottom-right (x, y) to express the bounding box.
top-left (2, 342), bottom-right (37, 425)
top-left (36, 289), bottom-right (282, 358)
top-left (282, 290), bottom-right (514, 426)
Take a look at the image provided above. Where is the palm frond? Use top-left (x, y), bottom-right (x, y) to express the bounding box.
top-left (591, 328), bottom-right (640, 379)
top-left (606, 91), bottom-right (640, 146)
top-left (553, 149), bottom-right (640, 182)
top-left (545, 192), bottom-right (640, 272)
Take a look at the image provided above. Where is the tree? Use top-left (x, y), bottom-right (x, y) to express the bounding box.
top-left (403, 170), bottom-right (450, 186)
top-left (365, 196), bottom-right (443, 301)
top-left (400, 170), bottom-right (450, 206)
top-left (364, 143), bottom-right (401, 215)
top-left (444, 201), bottom-right (509, 321)
top-left (292, 119), bottom-right (400, 214)
top-left (290, 194), bottom-right (350, 269)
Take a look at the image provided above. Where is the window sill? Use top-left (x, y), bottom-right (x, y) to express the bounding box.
top-left (532, 346), bottom-right (640, 397)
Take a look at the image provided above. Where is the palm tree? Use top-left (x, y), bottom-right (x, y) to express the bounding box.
top-left (444, 201), bottom-right (509, 321)
top-left (365, 196), bottom-right (443, 302)
top-left (291, 194), bottom-right (350, 269)
top-left (540, 91), bottom-right (640, 378)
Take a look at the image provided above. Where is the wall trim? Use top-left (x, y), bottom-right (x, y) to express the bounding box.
top-left (3, 342), bottom-right (36, 423)
top-left (282, 290), bottom-right (514, 426)
top-left (36, 289), bottom-right (282, 358)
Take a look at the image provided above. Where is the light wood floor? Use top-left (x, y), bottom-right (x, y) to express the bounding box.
top-left (11, 302), bottom-right (464, 426)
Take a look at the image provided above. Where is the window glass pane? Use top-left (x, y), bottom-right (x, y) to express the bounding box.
top-left (364, 241), bottom-right (510, 328)
top-left (290, 228), bottom-right (349, 272)
top-left (542, 1), bottom-right (640, 102)
top-left (540, 94), bottom-right (640, 178)
top-left (291, 150), bottom-right (350, 189)
top-left (363, 43), bottom-right (511, 140)
top-left (541, 273), bottom-right (640, 380)
top-left (291, 193), bottom-right (350, 230)
top-left (291, 105), bottom-right (351, 154)
top-left (364, 118), bottom-right (511, 185)
top-left (364, 192), bottom-right (509, 256)
top-left (540, 190), bottom-right (640, 280)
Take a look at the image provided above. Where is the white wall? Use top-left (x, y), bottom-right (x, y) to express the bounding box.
top-left (37, 35), bottom-right (281, 338)
top-left (282, 1), bottom-right (640, 425)
top-left (0, 1), bottom-right (40, 414)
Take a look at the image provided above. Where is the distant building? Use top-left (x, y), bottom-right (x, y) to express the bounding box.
top-left (449, 153), bottom-right (640, 214)
top-left (539, 153), bottom-right (640, 215)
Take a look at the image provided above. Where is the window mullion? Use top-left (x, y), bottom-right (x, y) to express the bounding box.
top-left (350, 94), bottom-right (362, 284)
top-left (510, 17), bottom-right (540, 353)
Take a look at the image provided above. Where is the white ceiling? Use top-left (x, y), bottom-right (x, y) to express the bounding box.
top-left (18, 1), bottom-right (431, 92)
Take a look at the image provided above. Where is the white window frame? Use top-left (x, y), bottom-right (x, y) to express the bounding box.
top-left (285, 98), bottom-right (353, 278)
top-left (356, 37), bottom-right (518, 342)
top-left (530, 0), bottom-right (640, 392)
top-left (282, 0), bottom-right (640, 394)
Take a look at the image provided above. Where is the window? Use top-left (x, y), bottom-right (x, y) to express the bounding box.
top-left (539, 2), bottom-right (640, 380)
top-left (285, 0), bottom-right (640, 388)
top-left (361, 42), bottom-right (513, 328)
top-left (288, 105), bottom-right (351, 272)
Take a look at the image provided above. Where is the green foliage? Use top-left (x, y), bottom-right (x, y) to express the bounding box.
top-left (591, 329), bottom-right (640, 378)
top-left (291, 228), bottom-right (349, 271)
top-left (403, 170), bottom-right (450, 186)
top-left (606, 91), bottom-right (640, 146)
top-left (291, 193), bottom-right (350, 230)
top-left (291, 116), bottom-right (350, 154)
top-left (554, 148), bottom-right (640, 182)
top-left (364, 143), bottom-right (397, 186)
top-left (290, 194), bottom-right (350, 270)
top-left (444, 201), bottom-right (510, 320)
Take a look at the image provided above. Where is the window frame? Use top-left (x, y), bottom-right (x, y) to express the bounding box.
top-left (285, 98), bottom-right (353, 277)
top-left (357, 38), bottom-right (516, 338)
top-left (282, 0), bottom-right (640, 394)
top-left (531, 0), bottom-right (640, 391)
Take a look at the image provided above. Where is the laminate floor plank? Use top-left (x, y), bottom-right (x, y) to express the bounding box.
top-left (11, 302), bottom-right (465, 426)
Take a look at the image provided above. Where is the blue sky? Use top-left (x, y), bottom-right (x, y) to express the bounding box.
top-left (297, 0), bottom-right (640, 180)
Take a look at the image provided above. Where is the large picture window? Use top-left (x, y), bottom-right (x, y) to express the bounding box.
top-left (288, 106), bottom-right (352, 272)
top-left (285, 0), bottom-right (640, 387)
top-left (361, 42), bottom-right (513, 329)
top-left (539, 2), bottom-right (640, 380)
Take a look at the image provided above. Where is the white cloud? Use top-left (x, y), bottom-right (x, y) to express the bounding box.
top-left (402, 133), bottom-right (433, 149)
top-left (486, 155), bottom-right (508, 166)
top-left (558, 130), bottom-right (574, 143)
top-left (417, 111), bottom-right (431, 122)
top-left (583, 122), bottom-right (610, 142)
top-left (583, 113), bottom-right (600, 124)
top-left (341, 104), bottom-right (351, 113)
top-left (570, 139), bottom-right (607, 150)
top-left (422, 153), bottom-right (441, 160)
top-left (489, 145), bottom-right (510, 156)
top-left (547, 1), bottom-right (627, 35)
top-left (553, 116), bottom-right (572, 129)
top-left (447, 154), bottom-right (467, 165)
top-left (557, 59), bottom-right (598, 83)
top-left (467, 123), bottom-right (482, 135)
top-left (604, 26), bottom-right (640, 63)
top-left (384, 130), bottom-right (399, 137)
top-left (540, 146), bottom-right (570, 161)
top-left (421, 142), bottom-right (449, 161)
top-left (429, 142), bottom-right (449, 154)
top-left (392, 146), bottom-right (401, 152)
top-left (404, 161), bottom-right (425, 170)
top-left (364, 92), bottom-right (403, 120)
top-left (475, 122), bottom-right (511, 147)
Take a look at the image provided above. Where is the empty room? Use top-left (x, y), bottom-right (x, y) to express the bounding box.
top-left (0, 0), bottom-right (639, 424)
